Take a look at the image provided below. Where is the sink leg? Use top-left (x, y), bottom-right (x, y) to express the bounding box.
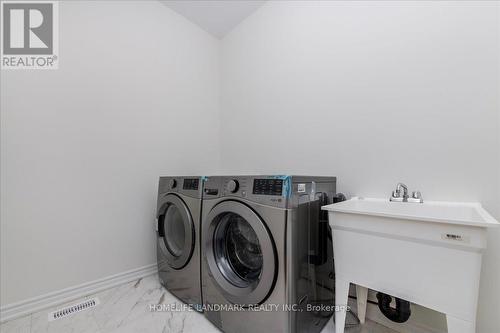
top-left (335, 278), bottom-right (350, 333)
top-left (446, 315), bottom-right (475, 333)
top-left (355, 285), bottom-right (368, 324)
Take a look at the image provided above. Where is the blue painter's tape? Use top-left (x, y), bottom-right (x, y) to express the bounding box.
top-left (271, 175), bottom-right (292, 198)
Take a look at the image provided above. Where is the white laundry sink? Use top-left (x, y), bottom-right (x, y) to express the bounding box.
top-left (322, 197), bottom-right (499, 333)
top-left (328, 198), bottom-right (498, 228)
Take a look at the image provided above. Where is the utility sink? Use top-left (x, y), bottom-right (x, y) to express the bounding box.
top-left (328, 198), bottom-right (498, 228)
top-left (322, 197), bottom-right (499, 333)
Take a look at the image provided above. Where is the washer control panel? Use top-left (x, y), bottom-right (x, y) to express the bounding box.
top-left (253, 179), bottom-right (283, 196)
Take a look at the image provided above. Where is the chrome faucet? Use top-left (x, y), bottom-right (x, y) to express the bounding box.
top-left (390, 183), bottom-right (409, 202)
top-left (390, 183), bottom-right (423, 203)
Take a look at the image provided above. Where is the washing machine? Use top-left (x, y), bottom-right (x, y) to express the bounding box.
top-left (156, 176), bottom-right (204, 308)
top-left (201, 175), bottom-right (336, 333)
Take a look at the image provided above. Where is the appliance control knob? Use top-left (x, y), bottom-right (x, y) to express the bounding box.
top-left (227, 180), bottom-right (239, 193)
top-left (169, 179), bottom-right (177, 189)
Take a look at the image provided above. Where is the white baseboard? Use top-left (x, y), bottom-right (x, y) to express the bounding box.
top-left (0, 263), bottom-right (158, 323)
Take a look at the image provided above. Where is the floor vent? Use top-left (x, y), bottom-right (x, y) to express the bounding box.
top-left (48, 297), bottom-right (100, 321)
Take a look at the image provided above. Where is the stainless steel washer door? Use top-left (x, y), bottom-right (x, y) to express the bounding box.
top-left (158, 194), bottom-right (195, 269)
top-left (204, 201), bottom-right (277, 305)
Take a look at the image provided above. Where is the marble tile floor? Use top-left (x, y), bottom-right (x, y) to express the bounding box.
top-left (0, 274), bottom-right (396, 333)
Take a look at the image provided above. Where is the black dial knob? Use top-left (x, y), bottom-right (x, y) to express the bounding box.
top-left (227, 180), bottom-right (239, 193)
top-left (169, 179), bottom-right (177, 189)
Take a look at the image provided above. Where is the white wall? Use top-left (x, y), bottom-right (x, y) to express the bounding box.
top-left (0, 1), bottom-right (221, 306)
top-left (220, 1), bottom-right (499, 331)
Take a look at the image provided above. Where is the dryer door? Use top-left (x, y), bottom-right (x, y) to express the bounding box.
top-left (204, 200), bottom-right (277, 305)
top-left (158, 194), bottom-right (195, 269)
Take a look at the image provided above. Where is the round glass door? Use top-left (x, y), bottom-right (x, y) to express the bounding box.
top-left (158, 194), bottom-right (194, 269)
top-left (204, 201), bottom-right (277, 305)
top-left (214, 213), bottom-right (263, 288)
top-left (163, 204), bottom-right (186, 257)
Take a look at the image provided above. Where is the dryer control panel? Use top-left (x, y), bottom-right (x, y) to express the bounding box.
top-left (183, 178), bottom-right (199, 190)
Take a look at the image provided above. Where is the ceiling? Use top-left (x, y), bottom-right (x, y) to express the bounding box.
top-left (161, 1), bottom-right (266, 39)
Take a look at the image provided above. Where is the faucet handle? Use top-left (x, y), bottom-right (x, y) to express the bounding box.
top-left (409, 191), bottom-right (423, 203)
